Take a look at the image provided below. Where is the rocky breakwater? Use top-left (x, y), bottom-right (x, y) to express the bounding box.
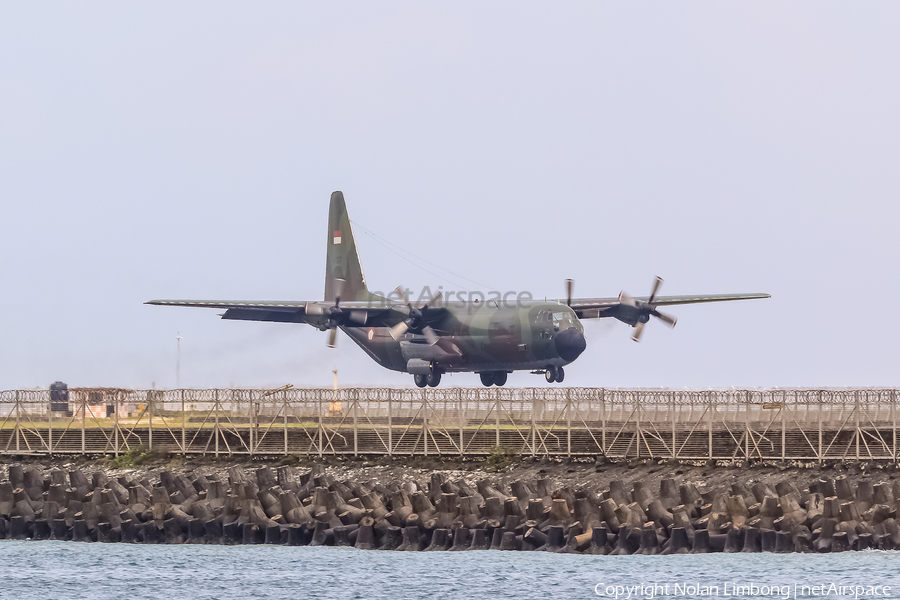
top-left (0, 463), bottom-right (897, 554)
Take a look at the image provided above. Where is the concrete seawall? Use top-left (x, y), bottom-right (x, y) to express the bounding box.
top-left (0, 461), bottom-right (897, 553)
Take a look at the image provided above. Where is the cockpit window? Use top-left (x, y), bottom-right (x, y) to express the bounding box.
top-left (533, 308), bottom-right (579, 333)
top-left (532, 309), bottom-right (552, 324)
top-left (552, 311), bottom-right (574, 329)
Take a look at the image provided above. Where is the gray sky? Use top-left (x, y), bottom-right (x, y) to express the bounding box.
top-left (2, 2), bottom-right (898, 390)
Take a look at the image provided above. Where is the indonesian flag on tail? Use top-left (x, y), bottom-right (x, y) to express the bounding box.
top-left (333, 230), bottom-right (341, 244)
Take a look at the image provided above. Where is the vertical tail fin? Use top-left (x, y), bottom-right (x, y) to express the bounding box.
top-left (325, 191), bottom-right (370, 302)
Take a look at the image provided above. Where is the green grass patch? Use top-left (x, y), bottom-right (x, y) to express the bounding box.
top-left (483, 445), bottom-right (518, 472)
top-left (106, 446), bottom-right (156, 469)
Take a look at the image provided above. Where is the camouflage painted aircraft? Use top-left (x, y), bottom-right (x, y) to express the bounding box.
top-left (147, 192), bottom-right (769, 387)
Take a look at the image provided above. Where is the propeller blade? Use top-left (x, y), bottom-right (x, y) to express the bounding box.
top-left (565, 279), bottom-right (574, 306)
top-left (327, 327), bottom-right (338, 348)
top-left (648, 276), bottom-right (663, 304)
top-left (393, 285), bottom-right (410, 306)
top-left (631, 321), bottom-right (646, 343)
top-left (618, 291), bottom-right (637, 308)
top-left (333, 278), bottom-right (346, 305)
top-left (428, 290), bottom-right (443, 308)
top-left (654, 310), bottom-right (677, 328)
top-left (422, 325), bottom-right (439, 345)
top-left (389, 321), bottom-right (409, 341)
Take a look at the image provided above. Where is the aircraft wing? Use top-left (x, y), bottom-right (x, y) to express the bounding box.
top-left (145, 299), bottom-right (400, 326)
top-left (568, 293), bottom-right (770, 319)
top-left (145, 299), bottom-right (311, 323)
top-left (638, 293), bottom-right (771, 306)
top-left (145, 300), bottom-right (309, 309)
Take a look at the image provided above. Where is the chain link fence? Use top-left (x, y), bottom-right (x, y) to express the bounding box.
top-left (0, 388), bottom-right (896, 460)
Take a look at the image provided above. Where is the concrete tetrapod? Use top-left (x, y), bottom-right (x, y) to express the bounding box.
top-left (449, 528), bottom-right (470, 551)
top-left (661, 527), bottom-right (690, 555)
top-left (469, 528), bottom-right (491, 550)
top-left (585, 526), bottom-right (611, 555)
top-left (690, 529), bottom-right (710, 554)
top-left (397, 526), bottom-right (421, 551)
top-left (379, 526), bottom-right (403, 550)
top-left (0, 463), bottom-right (897, 556)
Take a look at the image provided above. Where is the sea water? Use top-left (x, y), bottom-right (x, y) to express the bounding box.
top-left (0, 541), bottom-right (897, 600)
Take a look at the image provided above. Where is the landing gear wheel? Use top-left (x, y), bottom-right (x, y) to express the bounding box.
top-left (493, 371), bottom-right (508, 387)
top-left (544, 368), bottom-right (556, 383)
top-left (414, 374), bottom-right (428, 388)
top-left (426, 372), bottom-right (442, 387)
top-left (480, 372), bottom-right (493, 387)
top-left (555, 366), bottom-right (565, 383)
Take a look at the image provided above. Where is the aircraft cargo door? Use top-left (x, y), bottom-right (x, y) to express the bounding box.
top-left (486, 310), bottom-right (522, 363)
top-left (529, 307), bottom-right (553, 361)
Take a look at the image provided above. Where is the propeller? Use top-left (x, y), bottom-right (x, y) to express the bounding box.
top-left (325, 278), bottom-right (346, 348)
top-left (618, 276), bottom-right (677, 342)
top-left (565, 279), bottom-right (574, 307)
top-left (389, 286), bottom-right (442, 344)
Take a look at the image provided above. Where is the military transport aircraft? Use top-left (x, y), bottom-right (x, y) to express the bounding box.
top-left (147, 192), bottom-right (769, 387)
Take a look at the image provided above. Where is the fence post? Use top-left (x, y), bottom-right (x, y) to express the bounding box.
top-left (249, 391), bottom-right (254, 456)
top-left (15, 390), bottom-right (20, 454)
top-left (708, 394), bottom-right (713, 461)
top-left (284, 393), bottom-right (289, 457)
top-left (423, 391), bottom-right (428, 457)
top-left (672, 392), bottom-right (677, 460)
top-left (818, 390), bottom-right (823, 465)
top-left (855, 390), bottom-right (860, 461)
top-left (459, 389), bottom-right (464, 458)
top-left (531, 391), bottom-right (536, 457)
top-left (148, 392), bottom-right (153, 451)
top-left (781, 392), bottom-right (786, 461)
top-left (114, 393), bottom-right (119, 457)
top-left (495, 389), bottom-right (500, 448)
top-left (214, 391), bottom-right (220, 458)
top-left (353, 389), bottom-right (358, 457)
top-left (387, 390), bottom-right (393, 457)
top-left (635, 395), bottom-right (641, 459)
top-left (744, 390), bottom-right (753, 467)
top-left (181, 389), bottom-right (186, 457)
top-left (255, 396), bottom-right (259, 455)
top-left (48, 391), bottom-right (53, 454)
top-left (81, 392), bottom-right (85, 455)
top-left (318, 389), bottom-right (324, 459)
top-left (601, 388), bottom-right (606, 456)
top-left (892, 389), bottom-right (897, 462)
top-left (566, 388), bottom-right (571, 458)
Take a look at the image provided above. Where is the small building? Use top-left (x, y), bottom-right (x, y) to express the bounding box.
top-left (68, 387), bottom-right (135, 419)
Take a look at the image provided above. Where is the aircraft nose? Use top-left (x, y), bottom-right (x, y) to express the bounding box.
top-left (554, 328), bottom-right (586, 362)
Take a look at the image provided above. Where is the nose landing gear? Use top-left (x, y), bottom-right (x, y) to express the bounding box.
top-left (543, 366), bottom-right (565, 383)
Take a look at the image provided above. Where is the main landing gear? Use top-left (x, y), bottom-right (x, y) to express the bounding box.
top-left (413, 372), bottom-right (442, 388)
top-left (544, 366), bottom-right (565, 383)
top-left (479, 371), bottom-right (508, 387)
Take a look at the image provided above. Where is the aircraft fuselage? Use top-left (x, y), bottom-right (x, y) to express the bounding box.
top-left (340, 300), bottom-right (586, 374)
